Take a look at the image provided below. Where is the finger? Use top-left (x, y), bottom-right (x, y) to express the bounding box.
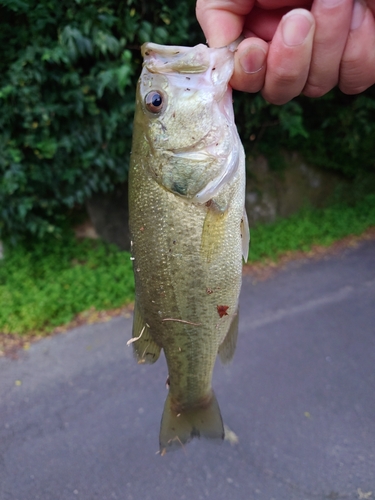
top-left (255, 0), bottom-right (312, 7)
top-left (231, 37), bottom-right (269, 92)
top-left (366, 0), bottom-right (375, 14)
top-left (261, 9), bottom-right (315, 105)
top-left (244, 6), bottom-right (291, 40)
top-left (243, 1), bottom-right (313, 41)
top-left (196, 0), bottom-right (313, 47)
top-left (303, 0), bottom-right (353, 97)
top-left (196, 0), bottom-right (255, 47)
top-left (339, 0), bottom-right (375, 93)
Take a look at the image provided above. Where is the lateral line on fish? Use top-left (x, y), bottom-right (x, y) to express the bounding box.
top-left (161, 318), bottom-right (202, 326)
top-left (126, 326), bottom-right (145, 345)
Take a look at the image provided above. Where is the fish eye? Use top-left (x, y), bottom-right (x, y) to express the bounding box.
top-left (145, 91), bottom-right (164, 113)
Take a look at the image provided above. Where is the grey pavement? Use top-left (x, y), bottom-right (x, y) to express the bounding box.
top-left (0, 240), bottom-right (374, 500)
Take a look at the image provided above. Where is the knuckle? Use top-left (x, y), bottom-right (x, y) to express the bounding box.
top-left (271, 68), bottom-right (304, 87)
top-left (262, 69), bottom-right (306, 103)
top-left (339, 82), bottom-right (372, 95)
top-left (339, 61), bottom-right (375, 94)
top-left (261, 89), bottom-right (294, 106)
top-left (231, 72), bottom-right (265, 94)
top-left (303, 83), bottom-right (332, 98)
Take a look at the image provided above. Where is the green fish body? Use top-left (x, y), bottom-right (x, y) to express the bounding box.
top-left (128, 42), bottom-right (249, 454)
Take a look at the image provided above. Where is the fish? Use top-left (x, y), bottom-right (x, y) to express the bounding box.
top-left (128, 41), bottom-right (249, 454)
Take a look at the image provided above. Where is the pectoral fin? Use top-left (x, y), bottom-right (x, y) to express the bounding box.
top-left (131, 302), bottom-right (161, 364)
top-left (218, 308), bottom-right (239, 364)
top-left (241, 207), bottom-right (250, 262)
top-left (200, 201), bottom-right (228, 262)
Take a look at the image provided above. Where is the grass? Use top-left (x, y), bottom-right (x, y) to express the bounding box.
top-left (0, 235), bottom-right (134, 335)
top-left (248, 194), bottom-right (375, 262)
top-left (1, 193), bottom-right (375, 336)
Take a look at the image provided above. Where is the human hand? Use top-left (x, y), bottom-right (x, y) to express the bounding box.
top-left (196, 0), bottom-right (375, 104)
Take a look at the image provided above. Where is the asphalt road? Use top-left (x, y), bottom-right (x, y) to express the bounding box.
top-left (1, 240), bottom-right (374, 500)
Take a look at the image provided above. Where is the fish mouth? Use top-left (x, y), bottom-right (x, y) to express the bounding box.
top-left (142, 43), bottom-right (211, 75)
top-left (170, 138), bottom-right (220, 159)
top-left (166, 137), bottom-right (226, 168)
top-left (141, 42), bottom-right (235, 84)
top-left (152, 124), bottom-right (223, 160)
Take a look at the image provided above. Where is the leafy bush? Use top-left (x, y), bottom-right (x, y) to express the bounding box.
top-left (236, 87), bottom-right (375, 177)
top-left (293, 90), bottom-right (375, 177)
top-left (0, 0), bottom-right (198, 242)
top-left (1, 0), bottom-right (374, 243)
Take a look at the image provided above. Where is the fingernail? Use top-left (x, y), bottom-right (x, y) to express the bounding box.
top-left (351, 0), bottom-right (366, 30)
top-left (282, 11), bottom-right (313, 47)
top-left (239, 45), bottom-right (266, 74)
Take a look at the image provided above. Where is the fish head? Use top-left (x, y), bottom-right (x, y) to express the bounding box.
top-left (138, 43), bottom-right (234, 151)
top-left (133, 43), bottom-right (239, 199)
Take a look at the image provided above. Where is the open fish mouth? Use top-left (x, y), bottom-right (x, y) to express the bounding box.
top-left (142, 42), bottom-right (230, 75)
top-left (141, 42), bottom-right (235, 99)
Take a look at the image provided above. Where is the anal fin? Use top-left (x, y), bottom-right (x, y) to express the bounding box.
top-left (131, 302), bottom-right (161, 364)
top-left (218, 308), bottom-right (239, 364)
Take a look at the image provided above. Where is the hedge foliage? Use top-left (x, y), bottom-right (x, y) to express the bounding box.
top-left (238, 88), bottom-right (375, 177)
top-left (1, 0), bottom-right (374, 242)
top-left (0, 0), bottom-right (199, 242)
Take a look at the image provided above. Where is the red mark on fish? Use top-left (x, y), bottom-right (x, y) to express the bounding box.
top-left (217, 305), bottom-right (229, 318)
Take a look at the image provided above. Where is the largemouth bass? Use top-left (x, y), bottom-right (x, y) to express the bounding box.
top-left (128, 42), bottom-right (249, 454)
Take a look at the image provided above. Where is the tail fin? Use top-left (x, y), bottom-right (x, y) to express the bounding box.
top-left (159, 391), bottom-right (224, 454)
